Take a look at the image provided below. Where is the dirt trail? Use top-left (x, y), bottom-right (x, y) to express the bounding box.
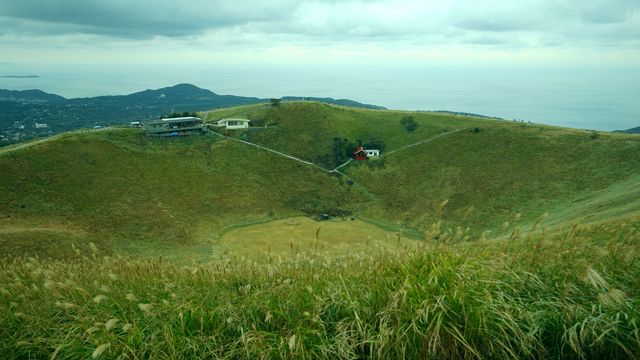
top-left (210, 128), bottom-right (465, 171)
top-left (0, 127), bottom-right (115, 156)
top-left (0, 226), bottom-right (86, 235)
top-left (208, 128), bottom-right (466, 201)
top-left (381, 128), bottom-right (466, 157)
top-left (0, 135), bottom-right (63, 155)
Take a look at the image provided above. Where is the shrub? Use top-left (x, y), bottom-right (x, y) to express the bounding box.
top-left (366, 158), bottom-right (386, 170)
top-left (331, 137), bottom-right (358, 166)
top-left (401, 115), bottom-right (417, 132)
top-left (363, 137), bottom-right (386, 151)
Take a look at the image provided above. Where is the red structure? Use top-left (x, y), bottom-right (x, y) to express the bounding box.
top-left (353, 145), bottom-right (367, 161)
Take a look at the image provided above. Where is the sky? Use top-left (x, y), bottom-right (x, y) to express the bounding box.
top-left (1, 0), bottom-right (639, 66)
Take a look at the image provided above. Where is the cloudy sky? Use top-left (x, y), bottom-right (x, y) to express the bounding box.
top-left (1, 0), bottom-right (639, 65)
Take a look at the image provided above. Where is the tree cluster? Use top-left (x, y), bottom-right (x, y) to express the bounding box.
top-left (332, 137), bottom-right (358, 166)
top-left (401, 115), bottom-right (418, 132)
top-left (330, 136), bottom-right (386, 167)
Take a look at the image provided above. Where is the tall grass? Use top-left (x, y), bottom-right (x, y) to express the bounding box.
top-left (1, 217), bottom-right (639, 359)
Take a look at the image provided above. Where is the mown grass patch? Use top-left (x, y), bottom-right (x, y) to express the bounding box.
top-left (220, 217), bottom-right (418, 259)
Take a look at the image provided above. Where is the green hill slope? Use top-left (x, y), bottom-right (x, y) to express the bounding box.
top-left (346, 124), bottom-right (640, 236)
top-left (205, 102), bottom-right (489, 169)
top-left (0, 129), bottom-right (369, 260)
top-left (2, 101), bottom-right (639, 359)
top-left (1, 102), bottom-right (640, 260)
top-left (206, 102), bottom-right (640, 237)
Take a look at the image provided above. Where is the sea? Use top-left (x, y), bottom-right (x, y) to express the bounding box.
top-left (1, 63), bottom-right (639, 131)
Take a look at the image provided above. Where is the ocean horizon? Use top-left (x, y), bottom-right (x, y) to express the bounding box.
top-left (1, 63), bottom-right (638, 131)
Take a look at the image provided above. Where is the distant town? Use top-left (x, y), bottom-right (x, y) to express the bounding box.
top-left (1, 121), bottom-right (51, 144)
top-left (0, 84), bottom-right (384, 146)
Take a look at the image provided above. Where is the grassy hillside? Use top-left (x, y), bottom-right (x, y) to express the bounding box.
top-left (0, 129), bottom-right (369, 261)
top-left (1, 102), bottom-right (640, 260)
top-left (204, 102), bottom-right (640, 238)
top-left (1, 214), bottom-right (638, 359)
top-left (205, 102), bottom-right (488, 169)
top-left (2, 101), bottom-right (640, 358)
top-left (347, 124), bottom-right (640, 236)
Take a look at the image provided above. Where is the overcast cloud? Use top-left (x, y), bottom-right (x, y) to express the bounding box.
top-left (1, 0), bottom-right (639, 65)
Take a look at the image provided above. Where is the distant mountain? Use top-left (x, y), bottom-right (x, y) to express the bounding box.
top-left (0, 75), bottom-right (40, 79)
top-left (281, 96), bottom-right (385, 110)
top-left (84, 83), bottom-right (263, 108)
top-left (0, 89), bottom-right (65, 103)
top-left (0, 84), bottom-right (385, 146)
top-left (434, 110), bottom-right (495, 119)
top-left (615, 126), bottom-right (640, 134)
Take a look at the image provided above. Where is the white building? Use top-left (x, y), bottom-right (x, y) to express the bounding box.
top-left (34, 123), bottom-right (48, 129)
top-left (216, 118), bottom-right (250, 129)
top-left (365, 149), bottom-right (380, 157)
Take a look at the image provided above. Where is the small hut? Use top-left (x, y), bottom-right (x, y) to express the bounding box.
top-left (215, 118), bottom-right (250, 129)
top-left (354, 145), bottom-right (367, 161)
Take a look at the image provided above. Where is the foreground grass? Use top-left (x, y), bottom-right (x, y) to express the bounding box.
top-left (2, 216), bottom-right (639, 359)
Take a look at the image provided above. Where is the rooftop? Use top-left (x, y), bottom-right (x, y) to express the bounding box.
top-left (161, 117), bottom-right (202, 123)
top-left (219, 118), bottom-right (250, 122)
